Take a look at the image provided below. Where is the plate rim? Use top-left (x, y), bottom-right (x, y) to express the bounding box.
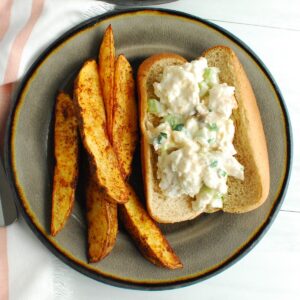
top-left (4, 8), bottom-right (293, 290)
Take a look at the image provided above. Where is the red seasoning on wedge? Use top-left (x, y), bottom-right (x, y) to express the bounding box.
top-left (74, 59), bottom-right (129, 205)
top-left (99, 25), bottom-right (115, 141)
top-left (51, 92), bottom-right (79, 236)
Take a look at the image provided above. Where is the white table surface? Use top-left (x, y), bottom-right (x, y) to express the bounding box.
top-left (7, 0), bottom-right (300, 299)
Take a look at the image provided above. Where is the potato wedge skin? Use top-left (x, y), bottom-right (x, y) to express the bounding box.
top-left (86, 175), bottom-right (118, 262)
top-left (112, 55), bottom-right (138, 178)
top-left (119, 186), bottom-right (183, 269)
top-left (99, 24), bottom-right (115, 140)
top-left (74, 59), bottom-right (128, 204)
top-left (51, 92), bottom-right (78, 236)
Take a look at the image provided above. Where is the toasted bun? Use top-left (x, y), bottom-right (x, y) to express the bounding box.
top-left (138, 47), bottom-right (270, 223)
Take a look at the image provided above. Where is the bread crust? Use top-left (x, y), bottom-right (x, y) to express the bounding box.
top-left (138, 48), bottom-right (270, 223)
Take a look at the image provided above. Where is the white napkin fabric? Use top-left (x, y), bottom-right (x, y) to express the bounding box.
top-left (0, 0), bottom-right (114, 84)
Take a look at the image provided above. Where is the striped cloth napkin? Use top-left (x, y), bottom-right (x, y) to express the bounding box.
top-left (0, 1), bottom-right (114, 299)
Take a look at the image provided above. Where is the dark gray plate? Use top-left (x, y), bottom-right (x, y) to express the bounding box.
top-left (4, 9), bottom-right (292, 290)
top-left (106, 0), bottom-right (178, 6)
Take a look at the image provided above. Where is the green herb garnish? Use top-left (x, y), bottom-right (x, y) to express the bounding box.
top-left (210, 160), bottom-right (218, 168)
top-left (218, 169), bottom-right (227, 177)
top-left (156, 132), bottom-right (168, 144)
top-left (173, 124), bottom-right (184, 131)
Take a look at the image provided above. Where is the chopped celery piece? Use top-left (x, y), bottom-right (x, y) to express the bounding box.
top-left (164, 114), bottom-right (183, 130)
top-left (198, 185), bottom-right (215, 198)
top-left (198, 185), bottom-right (223, 203)
top-left (203, 67), bottom-right (219, 87)
top-left (207, 123), bottom-right (218, 131)
top-left (199, 81), bottom-right (209, 97)
top-left (147, 99), bottom-right (163, 115)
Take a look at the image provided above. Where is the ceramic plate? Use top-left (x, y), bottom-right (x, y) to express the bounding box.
top-left (4, 9), bottom-right (292, 290)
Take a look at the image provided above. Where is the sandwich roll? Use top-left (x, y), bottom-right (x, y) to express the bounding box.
top-left (138, 46), bottom-right (270, 223)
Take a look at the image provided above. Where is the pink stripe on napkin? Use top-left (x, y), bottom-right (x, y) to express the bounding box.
top-left (0, 0), bottom-right (13, 41)
top-left (0, 1), bottom-right (45, 299)
top-left (4, 0), bottom-right (45, 84)
top-left (0, 84), bottom-right (12, 300)
top-left (0, 228), bottom-right (8, 300)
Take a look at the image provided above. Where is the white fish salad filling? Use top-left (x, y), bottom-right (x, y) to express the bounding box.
top-left (147, 58), bottom-right (244, 212)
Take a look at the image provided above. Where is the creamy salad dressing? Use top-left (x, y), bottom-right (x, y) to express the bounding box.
top-left (147, 58), bottom-right (244, 212)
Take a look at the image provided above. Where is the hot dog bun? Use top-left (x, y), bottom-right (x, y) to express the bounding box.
top-left (138, 47), bottom-right (270, 223)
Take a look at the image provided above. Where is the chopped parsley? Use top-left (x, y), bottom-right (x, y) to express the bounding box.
top-left (173, 124), bottom-right (184, 131)
top-left (156, 132), bottom-right (168, 144)
top-left (218, 169), bottom-right (227, 177)
top-left (210, 160), bottom-right (218, 168)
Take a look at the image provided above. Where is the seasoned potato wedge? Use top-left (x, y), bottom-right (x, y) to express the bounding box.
top-left (74, 59), bottom-right (128, 204)
top-left (86, 28), bottom-right (118, 263)
top-left (112, 55), bottom-right (138, 178)
top-left (119, 186), bottom-right (183, 269)
top-left (99, 24), bottom-right (115, 140)
top-left (86, 174), bottom-right (118, 262)
top-left (51, 92), bottom-right (78, 236)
